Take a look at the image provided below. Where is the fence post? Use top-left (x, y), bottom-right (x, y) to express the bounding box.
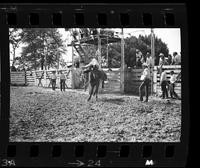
top-left (24, 70), bottom-right (27, 85)
top-left (120, 28), bottom-right (125, 93)
top-left (153, 66), bottom-right (157, 94)
top-left (34, 71), bottom-right (37, 86)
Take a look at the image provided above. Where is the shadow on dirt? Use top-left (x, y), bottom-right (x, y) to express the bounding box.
top-left (101, 98), bottom-right (125, 105)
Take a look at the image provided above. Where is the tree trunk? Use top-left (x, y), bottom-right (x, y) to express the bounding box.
top-left (41, 56), bottom-right (44, 70)
top-left (12, 46), bottom-right (16, 65)
top-left (34, 53), bottom-right (37, 70)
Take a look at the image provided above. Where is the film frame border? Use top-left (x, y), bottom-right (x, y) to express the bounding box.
top-left (0, 3), bottom-right (189, 167)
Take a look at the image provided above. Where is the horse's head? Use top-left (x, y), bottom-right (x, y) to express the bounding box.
top-left (90, 65), bottom-right (98, 71)
top-left (89, 66), bottom-right (101, 81)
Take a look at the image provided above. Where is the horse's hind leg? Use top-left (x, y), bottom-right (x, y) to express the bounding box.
top-left (87, 85), bottom-right (94, 101)
top-left (95, 83), bottom-right (100, 101)
top-left (93, 85), bottom-right (96, 96)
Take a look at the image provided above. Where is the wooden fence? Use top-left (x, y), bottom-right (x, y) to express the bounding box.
top-left (26, 71), bottom-right (36, 86)
top-left (14, 69), bottom-right (72, 88)
top-left (103, 69), bottom-right (121, 93)
top-left (124, 65), bottom-right (181, 96)
top-left (10, 71), bottom-right (26, 85)
top-left (153, 65), bottom-right (181, 97)
top-left (124, 68), bottom-right (151, 95)
top-left (10, 65), bottom-right (181, 97)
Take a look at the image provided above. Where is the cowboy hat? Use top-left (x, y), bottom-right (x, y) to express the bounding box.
top-left (159, 53), bottom-right (164, 56)
top-left (142, 63), bottom-right (148, 67)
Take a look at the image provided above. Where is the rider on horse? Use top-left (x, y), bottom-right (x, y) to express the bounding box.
top-left (82, 49), bottom-right (100, 72)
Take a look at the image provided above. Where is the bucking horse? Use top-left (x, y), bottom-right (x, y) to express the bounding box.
top-left (81, 65), bottom-right (107, 101)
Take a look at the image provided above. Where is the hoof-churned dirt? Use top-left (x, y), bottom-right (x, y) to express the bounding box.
top-left (9, 86), bottom-right (181, 142)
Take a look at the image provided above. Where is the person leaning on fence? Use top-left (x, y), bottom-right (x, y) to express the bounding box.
top-left (174, 52), bottom-right (181, 65)
top-left (135, 49), bottom-right (143, 68)
top-left (160, 69), bottom-right (169, 99)
top-left (158, 53), bottom-right (168, 66)
top-left (158, 53), bottom-right (168, 75)
top-left (141, 54), bottom-right (147, 64)
top-left (167, 54), bottom-right (173, 65)
top-left (51, 71), bottom-right (57, 91)
top-left (169, 71), bottom-right (180, 99)
top-left (146, 52), bottom-right (153, 69)
top-left (60, 71), bottom-right (66, 92)
top-left (139, 63), bottom-right (151, 102)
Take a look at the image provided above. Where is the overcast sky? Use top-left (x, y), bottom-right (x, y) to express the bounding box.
top-left (11, 28), bottom-right (181, 64)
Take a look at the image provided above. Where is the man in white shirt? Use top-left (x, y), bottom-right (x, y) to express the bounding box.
top-left (59, 71), bottom-right (66, 92)
top-left (169, 71), bottom-right (179, 99)
top-left (136, 49), bottom-right (142, 68)
top-left (51, 71), bottom-right (57, 91)
top-left (160, 70), bottom-right (168, 99)
top-left (146, 52), bottom-right (153, 69)
top-left (139, 63), bottom-right (151, 102)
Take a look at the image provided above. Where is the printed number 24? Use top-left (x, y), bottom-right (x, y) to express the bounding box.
top-left (88, 160), bottom-right (101, 167)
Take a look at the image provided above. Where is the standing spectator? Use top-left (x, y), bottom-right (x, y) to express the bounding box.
top-left (174, 52), bottom-right (181, 65)
top-left (160, 70), bottom-right (169, 99)
top-left (51, 71), bottom-right (57, 90)
top-left (60, 71), bottom-right (66, 92)
top-left (167, 54), bottom-right (173, 65)
top-left (139, 63), bottom-right (151, 102)
top-left (169, 71), bottom-right (180, 99)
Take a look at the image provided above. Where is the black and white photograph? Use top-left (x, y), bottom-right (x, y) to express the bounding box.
top-left (9, 28), bottom-right (181, 142)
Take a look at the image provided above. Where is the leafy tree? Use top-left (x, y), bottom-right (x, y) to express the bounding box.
top-left (137, 35), bottom-right (169, 65)
top-left (9, 28), bottom-right (24, 64)
top-left (21, 28), bottom-right (66, 70)
top-left (108, 34), bottom-right (169, 67)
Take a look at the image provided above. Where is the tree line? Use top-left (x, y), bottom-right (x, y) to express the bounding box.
top-left (10, 28), bottom-right (66, 71)
top-left (10, 28), bottom-right (169, 71)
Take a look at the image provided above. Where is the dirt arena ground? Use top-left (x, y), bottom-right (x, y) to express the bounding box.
top-left (9, 86), bottom-right (181, 142)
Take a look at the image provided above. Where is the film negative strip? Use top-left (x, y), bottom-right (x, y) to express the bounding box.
top-left (0, 3), bottom-right (189, 167)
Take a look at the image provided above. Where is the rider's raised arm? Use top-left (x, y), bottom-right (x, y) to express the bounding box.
top-left (83, 62), bottom-right (92, 68)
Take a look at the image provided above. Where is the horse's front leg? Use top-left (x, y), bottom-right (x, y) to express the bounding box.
top-left (84, 81), bottom-right (89, 91)
top-left (102, 80), bottom-right (104, 88)
top-left (87, 94), bottom-right (92, 101)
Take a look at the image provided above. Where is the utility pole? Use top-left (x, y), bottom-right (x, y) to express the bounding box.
top-left (43, 34), bottom-right (47, 87)
top-left (71, 29), bottom-right (75, 89)
top-left (151, 28), bottom-right (155, 95)
top-left (121, 28), bottom-right (125, 93)
top-left (107, 35), bottom-right (109, 68)
top-left (97, 28), bottom-right (101, 69)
